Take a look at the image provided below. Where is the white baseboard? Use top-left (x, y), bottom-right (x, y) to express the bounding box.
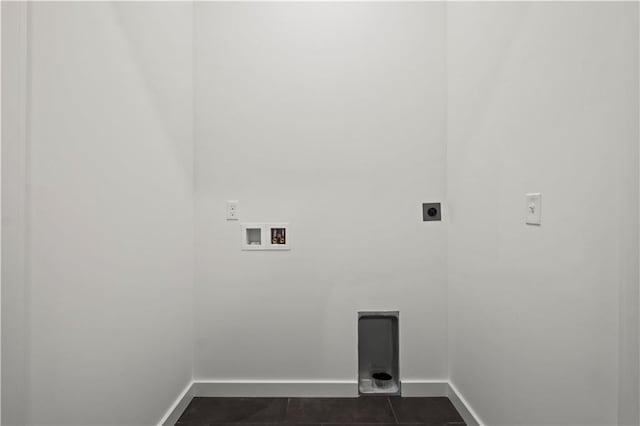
top-left (447, 382), bottom-right (483, 426)
top-left (193, 380), bottom-right (359, 397)
top-left (158, 381), bottom-right (195, 426)
top-left (400, 380), bottom-right (449, 397)
top-left (157, 380), bottom-right (479, 426)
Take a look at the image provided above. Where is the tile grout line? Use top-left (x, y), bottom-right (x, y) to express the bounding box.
top-left (387, 397), bottom-right (399, 424)
top-left (285, 397), bottom-right (291, 423)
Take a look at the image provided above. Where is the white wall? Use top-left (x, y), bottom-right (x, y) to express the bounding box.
top-left (446, 3), bottom-right (639, 425)
top-left (194, 2), bottom-right (447, 384)
top-left (1, 0), bottom-right (3, 420)
top-left (2, 2), bottom-right (29, 424)
top-left (3, 3), bottom-right (640, 425)
top-left (18, 3), bottom-right (194, 425)
top-left (1, 0), bottom-right (5, 422)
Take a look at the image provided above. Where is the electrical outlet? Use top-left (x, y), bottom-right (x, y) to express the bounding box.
top-left (422, 202), bottom-right (441, 221)
top-left (226, 200), bottom-right (239, 220)
top-left (526, 193), bottom-right (541, 225)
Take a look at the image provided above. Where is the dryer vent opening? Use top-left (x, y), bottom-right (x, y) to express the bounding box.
top-left (358, 312), bottom-right (400, 395)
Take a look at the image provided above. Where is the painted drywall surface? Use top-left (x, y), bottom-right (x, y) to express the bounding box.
top-left (2, 2), bottom-right (29, 424)
top-left (194, 2), bottom-right (447, 382)
top-left (27, 3), bottom-right (194, 425)
top-left (446, 3), bottom-right (639, 425)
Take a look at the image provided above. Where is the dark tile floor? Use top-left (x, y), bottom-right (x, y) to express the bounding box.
top-left (176, 397), bottom-right (465, 426)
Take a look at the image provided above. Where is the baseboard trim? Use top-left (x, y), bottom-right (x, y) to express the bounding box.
top-left (400, 380), bottom-right (449, 397)
top-left (447, 382), bottom-right (483, 426)
top-left (158, 380), bottom-right (480, 426)
top-left (193, 380), bottom-right (359, 397)
top-left (159, 381), bottom-right (195, 426)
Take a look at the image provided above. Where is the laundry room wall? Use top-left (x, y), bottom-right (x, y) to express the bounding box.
top-left (194, 2), bottom-right (448, 386)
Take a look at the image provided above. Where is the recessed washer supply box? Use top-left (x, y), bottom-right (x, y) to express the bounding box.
top-left (241, 223), bottom-right (290, 251)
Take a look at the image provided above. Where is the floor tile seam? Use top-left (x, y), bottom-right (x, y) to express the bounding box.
top-left (285, 398), bottom-right (291, 422)
top-left (386, 398), bottom-right (399, 425)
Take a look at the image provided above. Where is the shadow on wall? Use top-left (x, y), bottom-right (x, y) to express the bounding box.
top-left (113, 2), bottom-right (193, 182)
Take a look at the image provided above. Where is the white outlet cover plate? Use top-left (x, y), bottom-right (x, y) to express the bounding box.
top-left (526, 193), bottom-right (541, 225)
top-left (227, 200), bottom-right (239, 220)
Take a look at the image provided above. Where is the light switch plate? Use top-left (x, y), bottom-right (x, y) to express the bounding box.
top-left (526, 193), bottom-right (541, 225)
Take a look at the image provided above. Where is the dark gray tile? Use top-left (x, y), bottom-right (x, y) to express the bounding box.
top-left (321, 424), bottom-right (402, 426)
top-left (389, 397), bottom-right (464, 424)
top-left (177, 424), bottom-right (318, 426)
top-left (177, 398), bottom-right (288, 424)
top-left (323, 424), bottom-right (463, 426)
top-left (286, 398), bottom-right (395, 423)
top-left (175, 423), bottom-right (208, 426)
top-left (178, 424), bottom-right (317, 426)
top-left (322, 422), bottom-right (464, 426)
